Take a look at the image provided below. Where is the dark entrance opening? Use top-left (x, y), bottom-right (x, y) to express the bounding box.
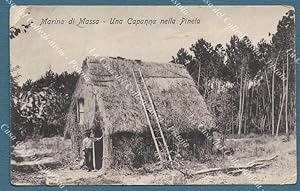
top-left (93, 128), bottom-right (103, 169)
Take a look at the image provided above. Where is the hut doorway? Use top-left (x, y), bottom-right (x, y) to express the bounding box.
top-left (93, 128), bottom-right (103, 169)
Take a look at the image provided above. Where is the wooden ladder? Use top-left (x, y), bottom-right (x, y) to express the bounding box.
top-left (132, 69), bottom-right (172, 162)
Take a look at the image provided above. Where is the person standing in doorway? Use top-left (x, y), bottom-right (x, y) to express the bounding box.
top-left (82, 129), bottom-right (103, 172)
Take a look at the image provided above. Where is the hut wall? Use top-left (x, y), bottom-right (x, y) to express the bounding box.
top-left (66, 79), bottom-right (100, 158)
top-left (109, 130), bottom-right (211, 168)
top-left (111, 132), bottom-right (156, 168)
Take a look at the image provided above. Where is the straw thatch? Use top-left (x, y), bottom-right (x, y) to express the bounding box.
top-left (64, 56), bottom-right (216, 168)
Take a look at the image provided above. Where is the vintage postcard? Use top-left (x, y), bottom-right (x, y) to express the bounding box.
top-left (10, 5), bottom-right (296, 186)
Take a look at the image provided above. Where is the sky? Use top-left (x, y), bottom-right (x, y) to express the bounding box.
top-left (10, 6), bottom-right (293, 84)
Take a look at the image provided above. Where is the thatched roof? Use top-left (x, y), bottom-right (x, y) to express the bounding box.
top-left (66, 56), bottom-right (216, 135)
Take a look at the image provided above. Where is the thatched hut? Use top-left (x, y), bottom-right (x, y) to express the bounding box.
top-left (64, 56), bottom-right (215, 170)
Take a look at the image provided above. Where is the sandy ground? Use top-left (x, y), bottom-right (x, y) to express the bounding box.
top-left (11, 135), bottom-right (297, 185)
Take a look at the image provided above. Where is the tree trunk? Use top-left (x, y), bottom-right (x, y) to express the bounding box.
top-left (276, 94), bottom-right (285, 136)
top-left (243, 75), bottom-right (248, 134)
top-left (249, 85), bottom-right (254, 127)
top-left (276, 86), bottom-right (285, 136)
top-left (238, 67), bottom-right (244, 135)
top-left (285, 53), bottom-right (289, 140)
top-left (231, 113), bottom-right (234, 134)
top-left (204, 76), bottom-right (209, 98)
top-left (256, 96), bottom-right (259, 132)
top-left (264, 70), bottom-right (271, 102)
top-left (271, 69), bottom-right (275, 136)
top-left (197, 60), bottom-right (201, 90)
top-left (271, 55), bottom-right (280, 136)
